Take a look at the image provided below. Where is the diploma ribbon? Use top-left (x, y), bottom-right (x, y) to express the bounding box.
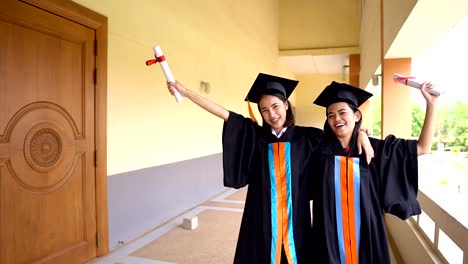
top-left (145, 55), bottom-right (166, 66)
top-left (394, 76), bottom-right (415, 85)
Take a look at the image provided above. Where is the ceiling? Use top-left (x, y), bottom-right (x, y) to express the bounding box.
top-left (386, 1), bottom-right (468, 59)
top-left (279, 0), bottom-right (468, 76)
top-left (279, 54), bottom-right (349, 75)
top-left (278, 0), bottom-right (360, 75)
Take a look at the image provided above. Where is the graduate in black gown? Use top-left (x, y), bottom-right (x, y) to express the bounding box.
top-left (310, 81), bottom-right (438, 264)
top-left (167, 74), bottom-right (373, 264)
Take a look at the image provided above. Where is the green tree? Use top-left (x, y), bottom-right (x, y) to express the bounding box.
top-left (412, 100), bottom-right (468, 150)
top-left (411, 104), bottom-right (425, 137)
top-left (441, 101), bottom-right (468, 149)
top-left (371, 89), bottom-right (381, 138)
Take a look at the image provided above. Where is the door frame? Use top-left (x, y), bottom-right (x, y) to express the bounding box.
top-left (20, 0), bottom-right (109, 256)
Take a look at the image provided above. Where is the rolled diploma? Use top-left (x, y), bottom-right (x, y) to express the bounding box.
top-left (393, 73), bottom-right (440, 97)
top-left (153, 45), bottom-right (183, 102)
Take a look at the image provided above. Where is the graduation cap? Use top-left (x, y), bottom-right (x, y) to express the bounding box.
top-left (244, 73), bottom-right (299, 123)
top-left (245, 73), bottom-right (298, 103)
top-left (313, 81), bottom-right (373, 108)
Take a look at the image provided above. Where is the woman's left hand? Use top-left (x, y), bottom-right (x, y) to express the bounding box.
top-left (357, 131), bottom-right (374, 164)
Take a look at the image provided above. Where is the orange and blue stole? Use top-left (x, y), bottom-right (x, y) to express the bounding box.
top-left (268, 142), bottom-right (298, 264)
top-left (334, 156), bottom-right (361, 264)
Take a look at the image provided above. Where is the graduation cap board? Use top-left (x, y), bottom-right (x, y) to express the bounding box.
top-left (313, 81), bottom-right (373, 108)
top-left (245, 73), bottom-right (298, 103)
top-left (245, 73), bottom-right (299, 123)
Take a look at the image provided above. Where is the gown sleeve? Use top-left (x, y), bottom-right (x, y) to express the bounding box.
top-left (302, 128), bottom-right (323, 200)
top-left (222, 111), bottom-right (261, 189)
top-left (376, 135), bottom-right (421, 220)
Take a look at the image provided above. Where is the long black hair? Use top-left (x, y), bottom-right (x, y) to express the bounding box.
top-left (256, 92), bottom-right (296, 133)
top-left (323, 103), bottom-right (362, 156)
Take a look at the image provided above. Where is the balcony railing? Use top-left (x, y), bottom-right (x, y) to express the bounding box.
top-left (414, 191), bottom-right (468, 264)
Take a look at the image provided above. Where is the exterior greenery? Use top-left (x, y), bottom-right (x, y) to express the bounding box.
top-left (412, 101), bottom-right (468, 152)
top-left (370, 86), bottom-right (466, 153)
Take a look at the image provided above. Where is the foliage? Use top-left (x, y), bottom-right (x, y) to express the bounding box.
top-left (372, 90), bottom-right (382, 138)
top-left (411, 105), bottom-right (424, 137)
top-left (365, 85), bottom-right (466, 152)
top-left (412, 100), bottom-right (468, 150)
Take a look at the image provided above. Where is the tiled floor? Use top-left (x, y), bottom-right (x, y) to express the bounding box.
top-left (89, 188), bottom-right (246, 264)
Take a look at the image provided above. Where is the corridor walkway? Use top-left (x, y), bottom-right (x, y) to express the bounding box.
top-left (89, 188), bottom-right (246, 264)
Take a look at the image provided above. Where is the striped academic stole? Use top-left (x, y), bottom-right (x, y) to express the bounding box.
top-left (268, 142), bottom-right (298, 264)
top-left (334, 156), bottom-right (361, 264)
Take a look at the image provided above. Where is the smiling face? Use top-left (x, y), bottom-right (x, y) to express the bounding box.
top-left (326, 102), bottom-right (361, 145)
top-left (258, 94), bottom-right (288, 134)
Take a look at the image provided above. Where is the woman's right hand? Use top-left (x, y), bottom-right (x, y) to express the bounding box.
top-left (166, 80), bottom-right (229, 120)
top-left (420, 82), bottom-right (438, 106)
top-left (167, 80), bottom-right (187, 97)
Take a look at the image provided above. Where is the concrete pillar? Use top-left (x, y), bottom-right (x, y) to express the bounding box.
top-left (349, 54), bottom-right (360, 87)
top-left (350, 54), bottom-right (372, 132)
top-left (382, 58), bottom-right (412, 138)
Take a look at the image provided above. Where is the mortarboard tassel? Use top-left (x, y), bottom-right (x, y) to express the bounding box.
top-left (247, 101), bottom-right (258, 124)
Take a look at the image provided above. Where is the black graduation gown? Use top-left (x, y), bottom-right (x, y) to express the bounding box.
top-left (222, 111), bottom-right (322, 264)
top-left (311, 135), bottom-right (421, 264)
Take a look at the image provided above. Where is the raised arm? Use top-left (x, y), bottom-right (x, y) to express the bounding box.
top-left (357, 130), bottom-right (374, 164)
top-left (167, 81), bottom-right (230, 121)
top-left (417, 82), bottom-right (438, 155)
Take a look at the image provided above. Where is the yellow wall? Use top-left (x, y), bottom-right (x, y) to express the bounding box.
top-left (279, 0), bottom-right (360, 51)
top-left (72, 0), bottom-right (295, 175)
top-left (382, 58), bottom-right (412, 138)
top-left (294, 74), bottom-right (346, 128)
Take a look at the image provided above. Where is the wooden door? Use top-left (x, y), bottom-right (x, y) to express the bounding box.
top-left (0, 0), bottom-right (103, 263)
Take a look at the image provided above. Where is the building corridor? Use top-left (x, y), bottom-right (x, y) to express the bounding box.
top-left (89, 188), bottom-right (246, 264)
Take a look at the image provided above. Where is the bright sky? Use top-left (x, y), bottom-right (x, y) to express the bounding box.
top-left (411, 15), bottom-right (468, 105)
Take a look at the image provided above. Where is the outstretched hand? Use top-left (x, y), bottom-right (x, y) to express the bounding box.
top-left (167, 80), bottom-right (187, 97)
top-left (416, 81), bottom-right (438, 155)
top-left (421, 82), bottom-right (438, 105)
